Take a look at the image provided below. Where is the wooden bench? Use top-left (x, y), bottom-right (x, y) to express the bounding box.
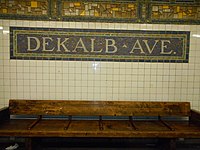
top-left (0, 100), bottom-right (200, 150)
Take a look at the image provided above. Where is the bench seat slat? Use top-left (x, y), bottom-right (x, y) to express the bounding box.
top-left (0, 119), bottom-right (200, 138)
top-left (9, 100), bottom-right (191, 117)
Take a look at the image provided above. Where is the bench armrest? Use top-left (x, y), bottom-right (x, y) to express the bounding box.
top-left (190, 109), bottom-right (200, 124)
top-left (0, 107), bottom-right (10, 122)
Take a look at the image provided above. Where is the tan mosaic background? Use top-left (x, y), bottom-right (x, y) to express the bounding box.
top-left (0, 0), bottom-right (48, 15)
top-left (62, 1), bottom-right (137, 19)
top-left (151, 4), bottom-right (200, 20)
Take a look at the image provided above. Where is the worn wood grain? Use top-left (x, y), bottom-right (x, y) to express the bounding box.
top-left (1, 100), bottom-right (199, 150)
top-left (9, 100), bottom-right (191, 117)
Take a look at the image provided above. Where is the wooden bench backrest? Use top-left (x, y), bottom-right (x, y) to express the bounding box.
top-left (9, 100), bottom-right (191, 117)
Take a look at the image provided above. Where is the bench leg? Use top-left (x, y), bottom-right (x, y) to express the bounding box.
top-left (169, 138), bottom-right (176, 150)
top-left (25, 138), bottom-right (32, 150)
top-left (158, 138), bottom-right (176, 150)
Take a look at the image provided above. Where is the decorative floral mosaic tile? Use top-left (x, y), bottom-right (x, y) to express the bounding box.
top-left (61, 1), bottom-right (138, 19)
top-left (151, 4), bottom-right (200, 20)
top-left (0, 0), bottom-right (200, 24)
top-left (0, 0), bottom-right (48, 16)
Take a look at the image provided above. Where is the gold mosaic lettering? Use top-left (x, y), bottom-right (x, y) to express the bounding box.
top-left (160, 40), bottom-right (173, 55)
top-left (143, 40), bottom-right (159, 54)
top-left (42, 37), bottom-right (55, 52)
top-left (57, 38), bottom-right (70, 52)
top-left (90, 38), bottom-right (103, 53)
top-left (27, 37), bottom-right (40, 51)
top-left (105, 39), bottom-right (117, 54)
top-left (73, 38), bottom-right (88, 53)
top-left (130, 40), bottom-right (145, 54)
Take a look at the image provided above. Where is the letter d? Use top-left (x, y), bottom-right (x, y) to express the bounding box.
top-left (27, 37), bottom-right (40, 51)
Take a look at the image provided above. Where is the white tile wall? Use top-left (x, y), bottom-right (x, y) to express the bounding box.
top-left (0, 20), bottom-right (200, 110)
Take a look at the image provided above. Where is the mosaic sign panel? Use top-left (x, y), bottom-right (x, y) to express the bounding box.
top-left (10, 27), bottom-right (190, 62)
